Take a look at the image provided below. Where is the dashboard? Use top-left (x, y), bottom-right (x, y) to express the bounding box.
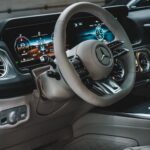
top-left (2, 14), bottom-right (115, 69)
top-left (0, 6), bottom-right (150, 98)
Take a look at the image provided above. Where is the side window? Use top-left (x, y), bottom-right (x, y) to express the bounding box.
top-left (136, 0), bottom-right (150, 7)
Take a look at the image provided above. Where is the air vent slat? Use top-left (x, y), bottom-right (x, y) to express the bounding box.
top-left (0, 56), bottom-right (7, 78)
top-left (137, 52), bottom-right (150, 72)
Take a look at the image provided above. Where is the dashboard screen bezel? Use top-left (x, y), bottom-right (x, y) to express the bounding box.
top-left (1, 14), bottom-right (115, 69)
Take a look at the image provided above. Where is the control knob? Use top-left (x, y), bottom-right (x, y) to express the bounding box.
top-left (8, 111), bottom-right (17, 124)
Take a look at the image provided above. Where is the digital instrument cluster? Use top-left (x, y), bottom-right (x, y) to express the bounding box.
top-left (14, 32), bottom-right (54, 65)
top-left (2, 16), bottom-right (115, 68)
top-left (73, 18), bottom-right (115, 44)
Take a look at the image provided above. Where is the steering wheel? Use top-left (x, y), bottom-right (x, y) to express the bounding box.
top-left (54, 2), bottom-right (136, 107)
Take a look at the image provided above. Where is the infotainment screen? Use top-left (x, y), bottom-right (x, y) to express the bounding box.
top-left (2, 15), bottom-right (115, 68)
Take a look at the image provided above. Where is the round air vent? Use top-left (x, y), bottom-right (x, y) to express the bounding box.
top-left (138, 52), bottom-right (150, 72)
top-left (0, 56), bottom-right (7, 78)
top-left (111, 59), bottom-right (125, 82)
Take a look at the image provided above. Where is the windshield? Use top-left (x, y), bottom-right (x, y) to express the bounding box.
top-left (1, 0), bottom-right (150, 12)
top-left (0, 0), bottom-right (105, 12)
top-left (0, 0), bottom-right (150, 18)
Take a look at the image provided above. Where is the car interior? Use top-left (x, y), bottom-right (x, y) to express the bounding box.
top-left (1, 0), bottom-right (150, 150)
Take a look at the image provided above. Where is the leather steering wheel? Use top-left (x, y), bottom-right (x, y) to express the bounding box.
top-left (54, 2), bottom-right (136, 107)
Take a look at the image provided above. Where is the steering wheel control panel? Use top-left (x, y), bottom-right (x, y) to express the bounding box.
top-left (0, 105), bottom-right (28, 128)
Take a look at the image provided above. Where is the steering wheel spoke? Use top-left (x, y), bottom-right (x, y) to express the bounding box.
top-left (70, 55), bottom-right (89, 79)
top-left (107, 40), bottom-right (129, 58)
top-left (107, 40), bottom-right (124, 50)
top-left (84, 78), bottom-right (122, 96)
top-left (100, 79), bottom-right (122, 94)
top-left (112, 48), bottom-right (129, 58)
